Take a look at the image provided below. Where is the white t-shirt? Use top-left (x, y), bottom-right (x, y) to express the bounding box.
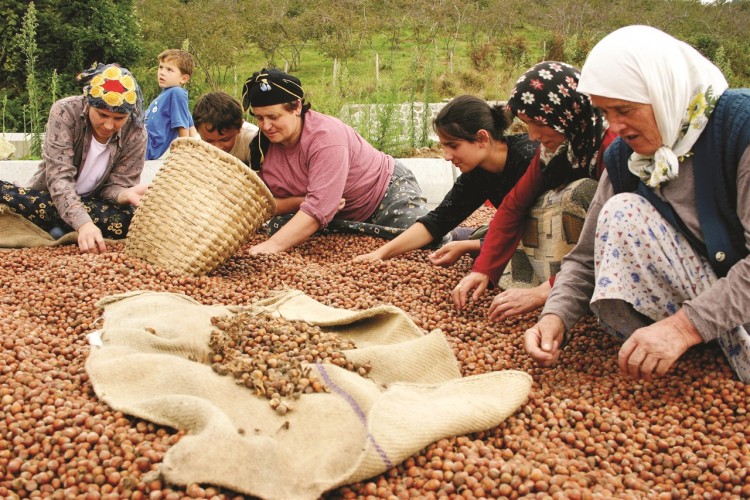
top-left (76, 138), bottom-right (111, 197)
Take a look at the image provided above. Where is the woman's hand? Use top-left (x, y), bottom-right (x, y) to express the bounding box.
top-left (429, 240), bottom-right (479, 267)
top-left (488, 282), bottom-right (551, 322)
top-left (353, 250), bottom-right (383, 262)
top-left (117, 183), bottom-right (149, 206)
top-left (77, 221), bottom-right (107, 254)
top-left (451, 272), bottom-right (490, 309)
top-left (524, 314), bottom-right (566, 367)
top-left (618, 309), bottom-right (702, 379)
top-left (248, 239), bottom-right (284, 255)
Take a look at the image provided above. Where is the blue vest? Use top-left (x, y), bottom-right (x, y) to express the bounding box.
top-left (605, 89), bottom-right (750, 277)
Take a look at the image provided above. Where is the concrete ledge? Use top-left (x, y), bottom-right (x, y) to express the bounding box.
top-left (0, 158), bottom-right (457, 208)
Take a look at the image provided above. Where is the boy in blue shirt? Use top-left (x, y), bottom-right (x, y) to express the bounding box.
top-left (145, 49), bottom-right (196, 159)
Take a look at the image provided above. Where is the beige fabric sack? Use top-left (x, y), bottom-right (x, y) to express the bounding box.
top-left (0, 203), bottom-right (78, 248)
top-left (86, 290), bottom-right (532, 500)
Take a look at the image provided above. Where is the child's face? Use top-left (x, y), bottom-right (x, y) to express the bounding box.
top-left (157, 60), bottom-right (189, 89)
top-left (197, 124), bottom-right (241, 153)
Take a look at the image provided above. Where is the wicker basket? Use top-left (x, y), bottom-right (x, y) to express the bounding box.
top-left (124, 137), bottom-right (275, 276)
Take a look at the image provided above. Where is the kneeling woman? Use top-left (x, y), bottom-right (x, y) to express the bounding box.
top-left (354, 94), bottom-right (537, 263)
top-left (1, 64), bottom-right (147, 254)
top-left (242, 68), bottom-right (429, 254)
top-left (526, 26), bottom-right (750, 382)
top-left (453, 61), bottom-right (616, 321)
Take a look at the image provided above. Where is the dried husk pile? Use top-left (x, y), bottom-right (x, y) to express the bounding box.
top-left (209, 310), bottom-right (372, 416)
top-left (1, 206), bottom-right (748, 499)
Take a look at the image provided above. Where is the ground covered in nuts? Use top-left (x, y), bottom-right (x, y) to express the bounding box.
top-left (1, 206), bottom-right (749, 499)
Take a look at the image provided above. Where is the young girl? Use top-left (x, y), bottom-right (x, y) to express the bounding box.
top-left (452, 61), bottom-right (617, 322)
top-left (355, 95), bottom-right (537, 262)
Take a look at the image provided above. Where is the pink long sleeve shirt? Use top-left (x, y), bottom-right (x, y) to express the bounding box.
top-left (259, 110), bottom-right (393, 227)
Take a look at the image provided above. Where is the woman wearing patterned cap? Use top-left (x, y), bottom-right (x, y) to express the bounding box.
top-left (451, 61), bottom-right (616, 321)
top-left (525, 26), bottom-right (750, 382)
top-left (242, 68), bottom-right (429, 254)
top-left (0, 63), bottom-right (148, 254)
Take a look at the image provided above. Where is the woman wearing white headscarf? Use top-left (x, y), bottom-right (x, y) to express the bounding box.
top-left (524, 25), bottom-right (750, 382)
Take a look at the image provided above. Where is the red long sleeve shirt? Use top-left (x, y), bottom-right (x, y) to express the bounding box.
top-left (472, 130), bottom-right (617, 285)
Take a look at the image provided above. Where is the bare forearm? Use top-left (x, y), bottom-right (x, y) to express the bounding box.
top-left (266, 211), bottom-right (320, 252)
top-left (374, 223), bottom-right (434, 259)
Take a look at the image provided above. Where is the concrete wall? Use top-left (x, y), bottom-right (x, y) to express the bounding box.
top-left (0, 158), bottom-right (458, 208)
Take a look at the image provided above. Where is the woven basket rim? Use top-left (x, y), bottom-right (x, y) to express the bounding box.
top-left (167, 137), bottom-right (276, 214)
top-left (169, 136), bottom-right (244, 166)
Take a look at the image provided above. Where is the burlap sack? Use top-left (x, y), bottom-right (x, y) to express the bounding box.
top-left (0, 203), bottom-right (78, 248)
top-left (85, 290), bottom-right (533, 500)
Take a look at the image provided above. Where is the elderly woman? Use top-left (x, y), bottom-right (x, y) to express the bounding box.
top-left (525, 25), bottom-right (750, 382)
top-left (0, 63), bottom-right (147, 254)
top-left (242, 68), bottom-right (429, 254)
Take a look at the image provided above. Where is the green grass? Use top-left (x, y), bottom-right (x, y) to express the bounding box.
top-left (168, 28), bottom-right (553, 157)
top-left (187, 28), bottom-right (550, 117)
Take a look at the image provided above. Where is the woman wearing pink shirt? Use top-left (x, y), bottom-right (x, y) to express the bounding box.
top-left (242, 68), bottom-right (429, 254)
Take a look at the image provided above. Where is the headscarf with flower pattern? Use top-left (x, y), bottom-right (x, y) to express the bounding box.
top-left (506, 61), bottom-right (607, 190)
top-left (78, 63), bottom-right (144, 126)
top-left (577, 25), bottom-right (728, 189)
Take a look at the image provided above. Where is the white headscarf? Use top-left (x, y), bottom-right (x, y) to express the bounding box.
top-left (577, 25), bottom-right (728, 188)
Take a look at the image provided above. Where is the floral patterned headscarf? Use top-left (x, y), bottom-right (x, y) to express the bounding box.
top-left (577, 25), bottom-right (728, 188)
top-left (506, 61), bottom-right (607, 189)
top-left (77, 63), bottom-right (144, 125)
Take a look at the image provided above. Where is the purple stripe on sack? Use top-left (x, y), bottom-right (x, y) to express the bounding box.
top-left (316, 363), bottom-right (393, 468)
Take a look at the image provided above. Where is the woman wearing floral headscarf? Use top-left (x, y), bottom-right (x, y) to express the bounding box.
top-left (451, 61), bottom-right (616, 321)
top-left (525, 26), bottom-right (750, 383)
top-left (0, 63), bottom-right (147, 254)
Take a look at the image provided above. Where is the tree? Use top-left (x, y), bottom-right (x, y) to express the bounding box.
top-left (243, 0), bottom-right (313, 72)
top-left (304, 0), bottom-right (372, 69)
top-left (1, 0), bottom-right (143, 130)
top-left (20, 2), bottom-right (42, 157)
top-left (0, 0), bottom-right (24, 91)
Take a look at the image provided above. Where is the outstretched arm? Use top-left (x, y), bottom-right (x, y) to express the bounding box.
top-left (117, 183), bottom-right (149, 206)
top-left (429, 240), bottom-right (481, 267)
top-left (354, 222), bottom-right (435, 261)
top-left (488, 281), bottom-right (551, 321)
top-left (249, 210), bottom-right (320, 254)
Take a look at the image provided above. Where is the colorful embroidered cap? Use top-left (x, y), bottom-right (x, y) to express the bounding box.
top-left (78, 63), bottom-right (143, 120)
top-left (242, 68), bottom-right (304, 110)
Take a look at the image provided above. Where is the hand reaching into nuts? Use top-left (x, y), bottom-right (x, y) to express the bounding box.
top-left (429, 240), bottom-right (479, 267)
top-left (524, 314), bottom-right (566, 367)
top-left (77, 221), bottom-right (107, 254)
top-left (488, 282), bottom-right (551, 322)
top-left (618, 309), bottom-right (703, 379)
top-left (451, 272), bottom-right (490, 309)
top-left (352, 250), bottom-right (382, 262)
